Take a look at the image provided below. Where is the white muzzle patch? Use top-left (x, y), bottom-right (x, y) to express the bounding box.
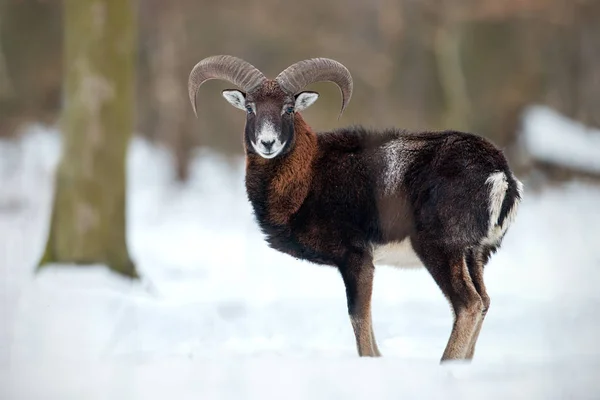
top-left (252, 121), bottom-right (286, 159)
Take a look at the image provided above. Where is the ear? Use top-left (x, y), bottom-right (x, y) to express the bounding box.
top-left (222, 89), bottom-right (246, 111)
top-left (294, 91), bottom-right (319, 111)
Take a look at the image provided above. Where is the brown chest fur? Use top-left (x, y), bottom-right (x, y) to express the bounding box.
top-left (246, 114), bottom-right (317, 226)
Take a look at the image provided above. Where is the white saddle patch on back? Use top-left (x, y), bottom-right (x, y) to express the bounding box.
top-left (381, 140), bottom-right (408, 196)
top-left (372, 240), bottom-right (423, 268)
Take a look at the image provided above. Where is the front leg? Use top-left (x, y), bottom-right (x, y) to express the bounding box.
top-left (339, 254), bottom-right (381, 357)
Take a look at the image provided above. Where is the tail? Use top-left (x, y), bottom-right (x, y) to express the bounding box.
top-left (497, 171), bottom-right (523, 228)
top-left (483, 170), bottom-right (523, 246)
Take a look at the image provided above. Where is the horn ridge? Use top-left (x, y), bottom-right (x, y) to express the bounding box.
top-left (275, 58), bottom-right (353, 116)
top-left (188, 55), bottom-right (266, 116)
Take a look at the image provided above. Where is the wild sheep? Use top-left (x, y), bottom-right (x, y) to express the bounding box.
top-left (188, 55), bottom-right (522, 361)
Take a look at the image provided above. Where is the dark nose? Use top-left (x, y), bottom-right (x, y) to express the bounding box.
top-left (261, 140), bottom-right (275, 151)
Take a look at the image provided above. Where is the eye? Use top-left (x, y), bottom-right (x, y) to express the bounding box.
top-left (285, 106), bottom-right (294, 114)
top-left (246, 105), bottom-right (253, 114)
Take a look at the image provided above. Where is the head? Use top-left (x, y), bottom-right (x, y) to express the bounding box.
top-left (188, 56), bottom-right (353, 159)
top-left (221, 83), bottom-right (319, 158)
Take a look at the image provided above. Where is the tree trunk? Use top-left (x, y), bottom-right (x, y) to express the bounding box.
top-left (149, 0), bottom-right (191, 182)
top-left (0, 14), bottom-right (13, 100)
top-left (434, 23), bottom-right (472, 132)
top-left (39, 0), bottom-right (138, 278)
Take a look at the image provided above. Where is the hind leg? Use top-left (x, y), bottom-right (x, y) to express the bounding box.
top-left (412, 240), bottom-right (483, 361)
top-left (465, 247), bottom-right (492, 359)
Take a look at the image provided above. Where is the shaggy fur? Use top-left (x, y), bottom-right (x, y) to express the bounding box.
top-left (244, 111), bottom-right (521, 360)
top-left (247, 118), bottom-right (521, 266)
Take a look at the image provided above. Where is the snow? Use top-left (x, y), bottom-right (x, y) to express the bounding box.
top-left (522, 105), bottom-right (600, 173)
top-left (1, 122), bottom-right (600, 399)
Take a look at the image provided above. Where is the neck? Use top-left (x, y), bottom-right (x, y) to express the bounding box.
top-left (246, 113), bottom-right (318, 226)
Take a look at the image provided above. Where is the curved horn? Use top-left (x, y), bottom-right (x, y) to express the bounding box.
top-left (188, 55), bottom-right (267, 116)
top-left (275, 58), bottom-right (353, 116)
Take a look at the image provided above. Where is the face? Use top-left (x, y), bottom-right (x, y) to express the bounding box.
top-left (222, 83), bottom-right (319, 159)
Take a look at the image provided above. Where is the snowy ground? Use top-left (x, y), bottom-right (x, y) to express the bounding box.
top-left (1, 119), bottom-right (600, 399)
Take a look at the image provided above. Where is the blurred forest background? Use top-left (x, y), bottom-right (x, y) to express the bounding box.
top-left (1, 0), bottom-right (599, 182)
top-left (2, 2), bottom-right (600, 390)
